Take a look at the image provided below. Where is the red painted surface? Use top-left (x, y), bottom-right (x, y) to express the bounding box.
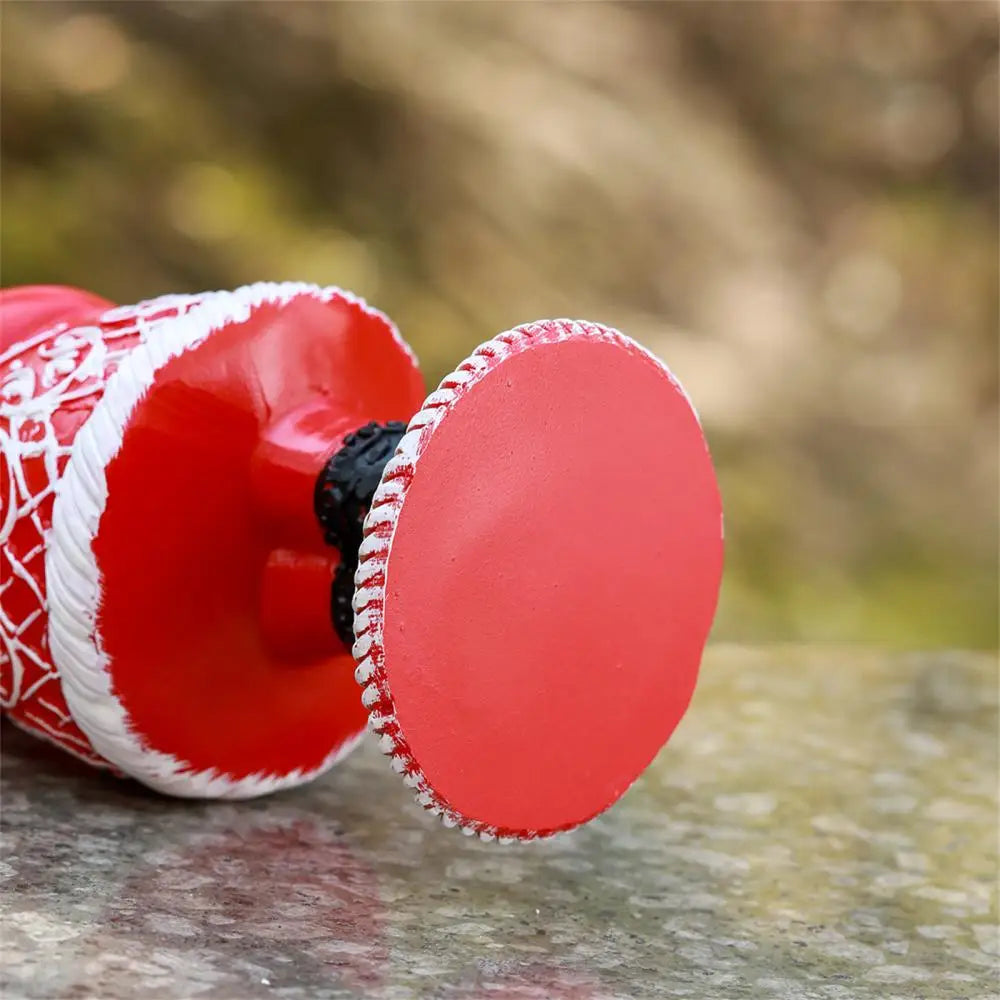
top-left (378, 331), bottom-right (723, 834)
top-left (251, 398), bottom-right (369, 551)
top-left (1, 285), bottom-right (121, 764)
top-left (252, 399), bottom-right (373, 661)
top-left (93, 294), bottom-right (425, 780)
top-left (0, 285), bottom-right (114, 354)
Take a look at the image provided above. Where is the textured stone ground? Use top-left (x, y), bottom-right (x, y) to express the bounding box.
top-left (1, 646), bottom-right (997, 999)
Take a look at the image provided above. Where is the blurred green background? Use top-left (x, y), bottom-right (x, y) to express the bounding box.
top-left (2, 1), bottom-right (997, 648)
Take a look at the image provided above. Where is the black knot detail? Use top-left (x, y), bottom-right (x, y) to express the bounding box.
top-left (315, 421), bottom-right (407, 646)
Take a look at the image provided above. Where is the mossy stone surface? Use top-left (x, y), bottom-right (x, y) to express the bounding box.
top-left (2, 646), bottom-right (996, 999)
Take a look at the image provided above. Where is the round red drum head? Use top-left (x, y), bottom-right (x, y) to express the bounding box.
top-left (354, 319), bottom-right (724, 839)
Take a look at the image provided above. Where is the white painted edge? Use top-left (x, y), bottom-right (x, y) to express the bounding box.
top-left (351, 318), bottom-right (706, 842)
top-left (47, 281), bottom-right (399, 799)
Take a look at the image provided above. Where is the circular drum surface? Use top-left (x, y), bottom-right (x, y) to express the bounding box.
top-left (355, 319), bottom-right (724, 838)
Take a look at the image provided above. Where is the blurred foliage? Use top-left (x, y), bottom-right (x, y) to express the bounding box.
top-left (1, 1), bottom-right (997, 648)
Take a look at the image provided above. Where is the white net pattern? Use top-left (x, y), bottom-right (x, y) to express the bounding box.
top-left (0, 294), bottom-right (205, 763)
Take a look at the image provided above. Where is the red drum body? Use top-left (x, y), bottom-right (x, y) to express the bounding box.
top-left (1, 284), bottom-right (423, 796)
top-left (1, 282), bottom-right (723, 840)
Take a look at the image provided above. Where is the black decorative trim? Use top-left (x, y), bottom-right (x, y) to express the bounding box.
top-left (314, 421), bottom-right (407, 646)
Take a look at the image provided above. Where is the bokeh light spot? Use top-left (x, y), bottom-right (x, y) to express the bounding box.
top-left (43, 15), bottom-right (131, 94)
top-left (166, 163), bottom-right (246, 242)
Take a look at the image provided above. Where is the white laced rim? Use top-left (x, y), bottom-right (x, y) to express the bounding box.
top-left (48, 282), bottom-right (406, 798)
top-left (352, 318), bottom-right (703, 841)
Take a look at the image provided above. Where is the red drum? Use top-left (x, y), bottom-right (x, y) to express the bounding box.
top-left (1, 283), bottom-right (722, 841)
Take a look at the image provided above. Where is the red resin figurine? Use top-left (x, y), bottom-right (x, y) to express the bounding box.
top-left (0, 282), bottom-right (723, 842)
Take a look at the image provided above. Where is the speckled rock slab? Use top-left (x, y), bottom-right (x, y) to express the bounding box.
top-left (2, 646), bottom-right (997, 999)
